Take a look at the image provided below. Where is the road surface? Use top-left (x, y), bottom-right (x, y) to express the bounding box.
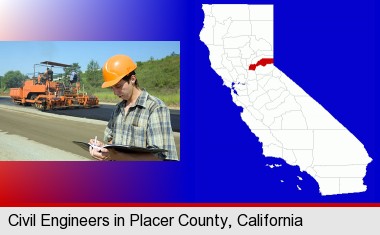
top-left (0, 97), bottom-right (180, 132)
top-left (0, 101), bottom-right (180, 161)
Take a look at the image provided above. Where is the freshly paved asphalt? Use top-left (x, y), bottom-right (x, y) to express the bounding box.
top-left (0, 97), bottom-right (180, 132)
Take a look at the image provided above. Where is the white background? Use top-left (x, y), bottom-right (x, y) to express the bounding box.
top-left (1, 206), bottom-right (379, 234)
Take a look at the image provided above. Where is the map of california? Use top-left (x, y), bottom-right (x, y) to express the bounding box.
top-left (199, 4), bottom-right (372, 195)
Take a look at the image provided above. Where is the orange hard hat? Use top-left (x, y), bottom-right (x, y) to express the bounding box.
top-left (102, 54), bottom-right (137, 88)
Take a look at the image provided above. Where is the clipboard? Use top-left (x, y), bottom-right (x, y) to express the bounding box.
top-left (72, 141), bottom-right (168, 154)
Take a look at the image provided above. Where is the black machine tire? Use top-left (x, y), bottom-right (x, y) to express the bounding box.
top-left (30, 94), bottom-right (37, 107)
top-left (42, 99), bottom-right (47, 111)
top-left (35, 98), bottom-right (47, 111)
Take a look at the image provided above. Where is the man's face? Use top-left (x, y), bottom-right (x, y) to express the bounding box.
top-left (111, 79), bottom-right (133, 100)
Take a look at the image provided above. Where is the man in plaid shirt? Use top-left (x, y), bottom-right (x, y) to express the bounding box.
top-left (89, 54), bottom-right (178, 161)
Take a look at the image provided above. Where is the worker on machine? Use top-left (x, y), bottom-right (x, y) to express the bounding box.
top-left (44, 67), bottom-right (54, 82)
top-left (70, 70), bottom-right (78, 85)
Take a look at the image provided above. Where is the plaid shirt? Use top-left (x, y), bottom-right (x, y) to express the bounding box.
top-left (104, 90), bottom-right (178, 160)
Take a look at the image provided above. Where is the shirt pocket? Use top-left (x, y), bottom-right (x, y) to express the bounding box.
top-left (125, 125), bottom-right (147, 148)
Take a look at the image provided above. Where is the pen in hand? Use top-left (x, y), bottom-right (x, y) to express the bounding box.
top-left (91, 136), bottom-right (102, 151)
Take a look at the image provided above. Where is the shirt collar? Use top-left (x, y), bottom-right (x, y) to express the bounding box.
top-left (135, 89), bottom-right (148, 108)
top-left (116, 89), bottom-right (148, 110)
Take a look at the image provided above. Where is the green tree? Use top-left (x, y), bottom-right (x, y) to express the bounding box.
top-left (85, 59), bottom-right (102, 88)
top-left (3, 71), bottom-right (28, 88)
top-left (0, 75), bottom-right (3, 90)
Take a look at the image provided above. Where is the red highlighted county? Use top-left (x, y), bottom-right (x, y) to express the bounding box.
top-left (249, 58), bottom-right (274, 71)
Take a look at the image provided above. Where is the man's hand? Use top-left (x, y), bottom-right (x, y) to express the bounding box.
top-left (88, 139), bottom-right (111, 161)
top-left (88, 139), bottom-right (163, 161)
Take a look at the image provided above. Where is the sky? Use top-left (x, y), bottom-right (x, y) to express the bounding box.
top-left (0, 41), bottom-right (180, 77)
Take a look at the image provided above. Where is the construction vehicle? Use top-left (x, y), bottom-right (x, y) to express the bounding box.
top-left (9, 61), bottom-right (99, 110)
